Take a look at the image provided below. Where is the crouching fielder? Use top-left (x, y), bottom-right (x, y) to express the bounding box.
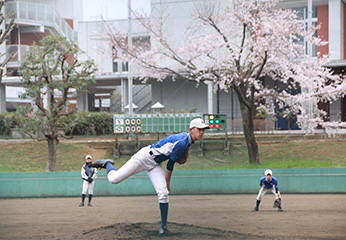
top-left (252, 169), bottom-right (283, 212)
top-left (92, 118), bottom-right (210, 235)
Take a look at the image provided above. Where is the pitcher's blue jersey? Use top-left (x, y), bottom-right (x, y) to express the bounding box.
top-left (150, 132), bottom-right (193, 163)
top-left (260, 176), bottom-right (278, 190)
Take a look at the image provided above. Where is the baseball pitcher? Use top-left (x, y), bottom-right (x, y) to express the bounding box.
top-left (92, 118), bottom-right (210, 235)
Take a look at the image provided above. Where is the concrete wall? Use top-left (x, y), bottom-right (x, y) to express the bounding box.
top-left (1, 168), bottom-right (345, 198)
top-left (149, 78), bottom-right (209, 113)
top-left (329, 0), bottom-right (344, 60)
top-left (151, 0), bottom-right (197, 50)
top-left (149, 77), bottom-right (242, 124)
top-left (78, 19), bottom-right (150, 73)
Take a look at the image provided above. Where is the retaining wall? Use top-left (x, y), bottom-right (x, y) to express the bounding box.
top-left (0, 168), bottom-right (345, 198)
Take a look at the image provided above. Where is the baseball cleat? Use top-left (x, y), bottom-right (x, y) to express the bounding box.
top-left (159, 226), bottom-right (170, 235)
top-left (278, 206), bottom-right (283, 212)
top-left (92, 159), bottom-right (115, 169)
top-left (252, 207), bottom-right (259, 212)
top-left (87, 203), bottom-right (92, 207)
top-left (79, 202), bottom-right (84, 207)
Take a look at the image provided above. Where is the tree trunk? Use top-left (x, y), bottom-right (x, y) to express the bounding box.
top-left (45, 138), bottom-right (58, 172)
top-left (239, 101), bottom-right (260, 164)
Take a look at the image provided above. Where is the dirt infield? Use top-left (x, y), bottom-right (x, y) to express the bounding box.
top-left (1, 194), bottom-right (345, 240)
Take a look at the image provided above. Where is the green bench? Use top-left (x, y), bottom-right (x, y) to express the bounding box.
top-left (198, 130), bottom-right (230, 156)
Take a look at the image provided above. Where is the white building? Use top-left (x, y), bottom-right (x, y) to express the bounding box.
top-left (2, 0), bottom-right (346, 131)
top-left (2, 0), bottom-right (81, 111)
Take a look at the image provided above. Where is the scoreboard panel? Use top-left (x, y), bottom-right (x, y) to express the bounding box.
top-left (113, 113), bottom-right (202, 133)
top-left (203, 114), bottom-right (227, 130)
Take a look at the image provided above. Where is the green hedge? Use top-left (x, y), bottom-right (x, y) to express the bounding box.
top-left (0, 112), bottom-right (22, 136)
top-left (58, 112), bottom-right (114, 136)
top-left (0, 111), bottom-right (114, 136)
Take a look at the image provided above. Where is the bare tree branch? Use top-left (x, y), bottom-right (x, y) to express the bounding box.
top-left (0, 1), bottom-right (15, 83)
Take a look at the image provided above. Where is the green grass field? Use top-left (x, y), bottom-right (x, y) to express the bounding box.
top-left (1, 139), bottom-right (346, 172)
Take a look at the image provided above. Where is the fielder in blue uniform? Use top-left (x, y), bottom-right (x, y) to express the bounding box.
top-left (93, 118), bottom-right (210, 235)
top-left (252, 169), bottom-right (283, 212)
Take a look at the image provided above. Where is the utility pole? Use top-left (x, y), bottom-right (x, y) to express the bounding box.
top-left (307, 0), bottom-right (313, 120)
top-left (128, 0), bottom-right (133, 114)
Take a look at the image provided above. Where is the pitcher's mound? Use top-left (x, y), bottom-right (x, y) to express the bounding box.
top-left (68, 222), bottom-right (263, 240)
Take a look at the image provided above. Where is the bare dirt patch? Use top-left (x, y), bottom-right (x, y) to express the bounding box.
top-left (1, 194), bottom-right (345, 240)
top-left (68, 222), bottom-right (262, 240)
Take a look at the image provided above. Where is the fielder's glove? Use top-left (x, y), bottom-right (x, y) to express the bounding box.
top-left (179, 147), bottom-right (190, 164)
top-left (273, 199), bottom-right (281, 208)
top-left (88, 178), bottom-right (93, 183)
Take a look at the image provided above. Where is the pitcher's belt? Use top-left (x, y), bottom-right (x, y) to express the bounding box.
top-left (149, 150), bottom-right (163, 164)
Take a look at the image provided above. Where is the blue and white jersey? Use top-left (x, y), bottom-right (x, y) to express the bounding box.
top-left (260, 176), bottom-right (278, 190)
top-left (150, 132), bottom-right (193, 163)
top-left (81, 162), bottom-right (97, 181)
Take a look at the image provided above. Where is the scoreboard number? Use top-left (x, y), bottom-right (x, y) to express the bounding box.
top-left (115, 119), bottom-right (124, 125)
top-left (114, 126), bottom-right (124, 133)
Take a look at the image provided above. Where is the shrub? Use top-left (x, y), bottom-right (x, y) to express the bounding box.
top-left (0, 115), bottom-right (7, 135)
top-left (1, 111), bottom-right (114, 137)
top-left (89, 112), bottom-right (113, 135)
top-left (0, 112), bottom-right (23, 136)
top-left (58, 111), bottom-right (114, 136)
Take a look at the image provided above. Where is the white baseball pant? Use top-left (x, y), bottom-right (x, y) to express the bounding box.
top-left (256, 186), bottom-right (281, 200)
top-left (107, 146), bottom-right (169, 203)
top-left (82, 180), bottom-right (95, 195)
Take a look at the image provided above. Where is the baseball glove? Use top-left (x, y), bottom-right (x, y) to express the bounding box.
top-left (273, 199), bottom-right (281, 208)
top-left (180, 148), bottom-right (190, 164)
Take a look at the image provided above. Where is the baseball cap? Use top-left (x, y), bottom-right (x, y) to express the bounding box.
top-left (85, 155), bottom-right (92, 160)
top-left (189, 118), bottom-right (210, 129)
top-left (264, 169), bottom-right (272, 176)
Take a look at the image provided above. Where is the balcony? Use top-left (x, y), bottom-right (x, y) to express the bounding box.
top-left (6, 44), bottom-right (32, 67)
top-left (4, 1), bottom-right (77, 42)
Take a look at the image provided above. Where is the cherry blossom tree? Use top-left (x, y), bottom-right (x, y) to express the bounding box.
top-left (106, 0), bottom-right (346, 164)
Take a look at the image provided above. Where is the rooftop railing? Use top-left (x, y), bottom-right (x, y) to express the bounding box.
top-left (4, 1), bottom-right (77, 42)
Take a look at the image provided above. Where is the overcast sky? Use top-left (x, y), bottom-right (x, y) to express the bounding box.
top-left (83, 0), bottom-right (151, 21)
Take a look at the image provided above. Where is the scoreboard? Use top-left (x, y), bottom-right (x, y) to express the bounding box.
top-left (203, 114), bottom-right (227, 130)
top-left (113, 113), bottom-right (202, 133)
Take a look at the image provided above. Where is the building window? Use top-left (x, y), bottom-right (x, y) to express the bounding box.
top-left (292, 7), bottom-right (318, 57)
top-left (112, 36), bottom-right (150, 73)
top-left (112, 61), bottom-right (129, 73)
top-left (122, 62), bottom-right (128, 72)
top-left (113, 61), bottom-right (118, 72)
top-left (133, 36), bottom-right (151, 51)
top-left (112, 46), bottom-right (118, 58)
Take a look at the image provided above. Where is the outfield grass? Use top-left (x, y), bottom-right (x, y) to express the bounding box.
top-left (182, 141), bottom-right (346, 170)
top-left (0, 140), bottom-right (345, 172)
